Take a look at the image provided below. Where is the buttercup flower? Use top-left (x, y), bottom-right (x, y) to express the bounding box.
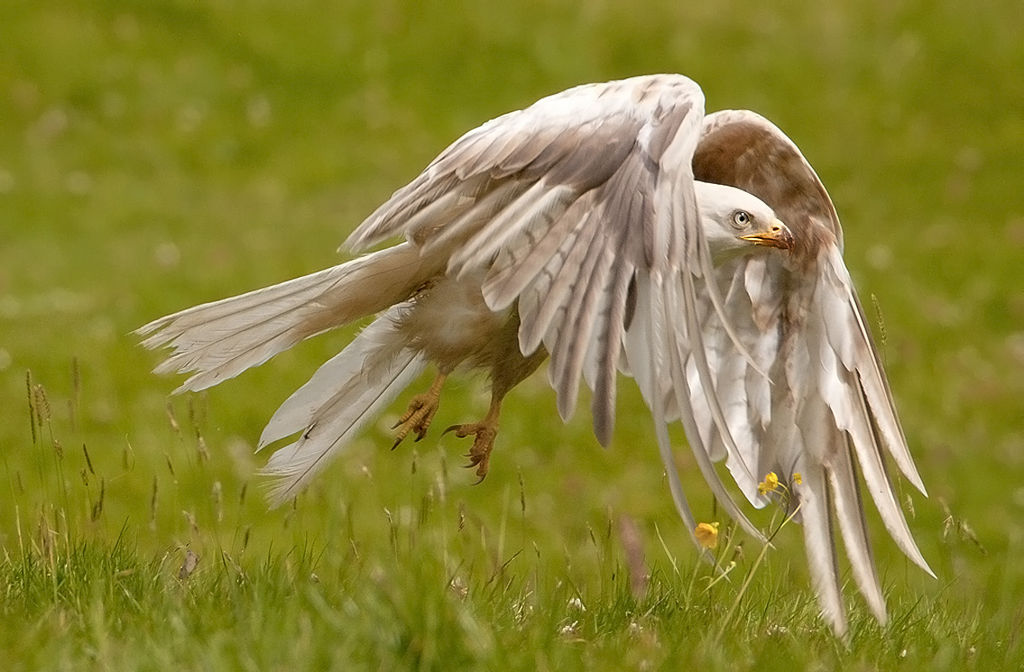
top-left (694, 521), bottom-right (720, 550)
top-left (758, 471), bottom-right (780, 495)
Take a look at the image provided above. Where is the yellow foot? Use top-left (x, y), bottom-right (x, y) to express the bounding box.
top-left (392, 391), bottom-right (443, 449)
top-left (392, 373), bottom-right (448, 448)
top-left (443, 421), bottom-right (499, 483)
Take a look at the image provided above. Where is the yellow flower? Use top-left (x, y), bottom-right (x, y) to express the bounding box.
top-left (758, 471), bottom-right (780, 495)
top-left (694, 522), bottom-right (720, 550)
top-left (792, 472), bottom-right (803, 485)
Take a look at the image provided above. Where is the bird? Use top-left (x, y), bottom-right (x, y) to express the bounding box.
top-left (137, 73), bottom-right (931, 636)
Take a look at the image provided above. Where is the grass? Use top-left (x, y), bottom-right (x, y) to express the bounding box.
top-left (2, 0), bottom-right (1022, 669)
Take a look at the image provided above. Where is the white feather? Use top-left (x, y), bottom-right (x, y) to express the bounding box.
top-left (813, 277), bottom-right (933, 576)
top-left (641, 273), bottom-right (709, 559)
top-left (260, 307), bottom-right (428, 507)
top-left (823, 249), bottom-right (925, 493)
top-left (259, 305), bottom-right (408, 448)
top-left (664, 274), bottom-right (766, 541)
top-left (449, 183), bottom-right (577, 277)
top-left (795, 464), bottom-right (847, 637)
top-left (138, 243), bottom-right (436, 392)
top-left (826, 436), bottom-right (887, 623)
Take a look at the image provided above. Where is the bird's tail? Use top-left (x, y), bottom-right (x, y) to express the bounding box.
top-left (137, 242), bottom-right (439, 392)
top-left (256, 304), bottom-right (428, 506)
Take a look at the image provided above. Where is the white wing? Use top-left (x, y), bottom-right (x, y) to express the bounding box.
top-left (689, 110), bottom-right (932, 636)
top-left (345, 74), bottom-right (766, 545)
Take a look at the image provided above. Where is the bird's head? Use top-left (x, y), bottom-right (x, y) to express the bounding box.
top-left (695, 181), bottom-right (794, 264)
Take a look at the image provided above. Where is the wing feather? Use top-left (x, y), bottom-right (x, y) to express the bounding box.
top-left (588, 256), bottom-right (635, 445)
top-left (547, 233), bottom-right (615, 422)
top-left (827, 435), bottom-right (887, 623)
top-left (642, 273), bottom-right (712, 559)
top-left (517, 208), bottom-right (602, 355)
top-left (796, 464), bottom-right (847, 636)
top-left (812, 254), bottom-right (933, 575)
top-left (343, 73), bottom-right (770, 549)
top-left (449, 183), bottom-right (577, 278)
top-left (664, 275), bottom-right (766, 541)
top-left (480, 199), bottom-right (587, 311)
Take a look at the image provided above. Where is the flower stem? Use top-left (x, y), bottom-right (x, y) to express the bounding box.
top-left (715, 502), bottom-right (803, 639)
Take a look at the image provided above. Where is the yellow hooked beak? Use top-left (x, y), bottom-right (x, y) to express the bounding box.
top-left (740, 218), bottom-right (794, 250)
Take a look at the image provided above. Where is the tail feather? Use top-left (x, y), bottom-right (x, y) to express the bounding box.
top-left (259, 305), bottom-right (427, 507)
top-left (258, 305), bottom-right (411, 448)
top-left (137, 243), bottom-right (436, 392)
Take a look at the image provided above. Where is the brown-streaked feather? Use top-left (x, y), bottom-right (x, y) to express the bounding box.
top-left (696, 109), bottom-right (843, 252)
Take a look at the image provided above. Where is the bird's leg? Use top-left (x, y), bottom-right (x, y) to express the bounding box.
top-left (392, 371), bottom-right (448, 448)
top-left (443, 394), bottom-right (503, 483)
top-left (444, 345), bottom-right (547, 482)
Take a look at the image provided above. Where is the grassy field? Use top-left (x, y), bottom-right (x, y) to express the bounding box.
top-left (2, 0), bottom-right (1022, 669)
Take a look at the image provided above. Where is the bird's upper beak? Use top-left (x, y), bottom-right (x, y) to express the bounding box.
top-left (740, 218), bottom-right (794, 250)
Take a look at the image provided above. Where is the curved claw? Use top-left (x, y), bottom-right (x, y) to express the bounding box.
top-left (444, 421), bottom-right (498, 482)
top-left (442, 423), bottom-right (473, 438)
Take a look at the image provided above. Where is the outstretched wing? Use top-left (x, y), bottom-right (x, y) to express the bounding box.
top-left (345, 74), bottom-right (765, 545)
top-left (690, 110), bottom-right (932, 636)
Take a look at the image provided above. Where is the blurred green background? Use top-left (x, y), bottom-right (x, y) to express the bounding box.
top-left (1, 0), bottom-right (1021, 669)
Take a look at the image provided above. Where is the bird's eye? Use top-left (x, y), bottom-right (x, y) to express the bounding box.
top-left (732, 210), bottom-right (751, 228)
